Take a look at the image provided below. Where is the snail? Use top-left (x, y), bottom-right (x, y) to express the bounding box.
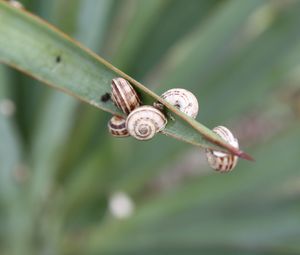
top-left (108, 116), bottom-right (129, 137)
top-left (111, 77), bottom-right (142, 115)
top-left (205, 126), bottom-right (239, 173)
top-left (155, 88), bottom-right (199, 119)
top-left (126, 106), bottom-right (167, 141)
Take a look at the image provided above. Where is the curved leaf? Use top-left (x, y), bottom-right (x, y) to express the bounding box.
top-left (0, 2), bottom-right (251, 159)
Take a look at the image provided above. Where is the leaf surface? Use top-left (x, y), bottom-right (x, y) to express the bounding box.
top-left (0, 2), bottom-right (251, 159)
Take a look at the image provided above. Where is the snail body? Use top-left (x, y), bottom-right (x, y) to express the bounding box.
top-left (108, 116), bottom-right (129, 137)
top-left (158, 88), bottom-right (199, 118)
top-left (205, 126), bottom-right (239, 172)
top-left (111, 77), bottom-right (141, 115)
top-left (126, 106), bottom-right (167, 141)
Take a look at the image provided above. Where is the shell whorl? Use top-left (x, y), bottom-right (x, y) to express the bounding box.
top-left (108, 116), bottom-right (129, 137)
top-left (111, 77), bottom-right (142, 115)
top-left (160, 88), bottom-right (199, 118)
top-left (205, 126), bottom-right (239, 173)
top-left (126, 106), bottom-right (167, 141)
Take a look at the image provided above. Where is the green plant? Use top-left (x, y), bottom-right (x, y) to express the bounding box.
top-left (1, 0), bottom-right (300, 254)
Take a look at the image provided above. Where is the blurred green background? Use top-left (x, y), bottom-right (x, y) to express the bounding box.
top-left (1, 0), bottom-right (300, 254)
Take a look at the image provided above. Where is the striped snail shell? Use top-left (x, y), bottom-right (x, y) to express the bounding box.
top-left (205, 126), bottom-right (239, 173)
top-left (111, 77), bottom-right (142, 115)
top-left (108, 116), bottom-right (129, 137)
top-left (158, 88), bottom-right (199, 118)
top-left (126, 106), bottom-right (167, 141)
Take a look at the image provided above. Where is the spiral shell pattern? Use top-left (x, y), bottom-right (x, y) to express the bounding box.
top-left (108, 116), bottom-right (129, 137)
top-left (160, 88), bottom-right (199, 118)
top-left (126, 106), bottom-right (167, 141)
top-left (205, 126), bottom-right (239, 173)
top-left (111, 77), bottom-right (142, 115)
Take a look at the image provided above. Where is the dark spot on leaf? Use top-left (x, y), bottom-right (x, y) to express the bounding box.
top-left (101, 93), bottom-right (111, 102)
top-left (56, 55), bottom-right (61, 63)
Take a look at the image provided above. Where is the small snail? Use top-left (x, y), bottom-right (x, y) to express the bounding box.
top-left (108, 116), bottom-right (129, 137)
top-left (205, 126), bottom-right (239, 173)
top-left (126, 106), bottom-right (167, 141)
top-left (155, 88), bottom-right (199, 119)
top-left (111, 77), bottom-right (142, 115)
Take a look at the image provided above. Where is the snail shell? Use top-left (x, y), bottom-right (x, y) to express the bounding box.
top-left (108, 116), bottom-right (129, 137)
top-left (205, 126), bottom-right (239, 173)
top-left (126, 106), bottom-right (167, 141)
top-left (111, 77), bottom-right (142, 115)
top-left (159, 88), bottom-right (199, 118)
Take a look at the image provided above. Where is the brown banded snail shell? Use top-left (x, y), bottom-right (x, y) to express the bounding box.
top-left (126, 106), bottom-right (167, 141)
top-left (111, 77), bottom-right (142, 115)
top-left (156, 88), bottom-right (199, 118)
top-left (205, 126), bottom-right (239, 173)
top-left (108, 116), bottom-right (129, 137)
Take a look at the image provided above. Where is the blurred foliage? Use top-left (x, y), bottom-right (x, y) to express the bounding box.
top-left (1, 0), bottom-right (300, 255)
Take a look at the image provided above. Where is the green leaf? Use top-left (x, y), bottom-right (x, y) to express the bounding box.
top-left (0, 1), bottom-right (251, 159)
top-left (0, 70), bottom-right (33, 255)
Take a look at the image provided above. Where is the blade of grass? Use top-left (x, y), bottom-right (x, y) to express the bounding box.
top-left (156, 0), bottom-right (264, 91)
top-left (113, 0), bottom-right (221, 79)
top-left (155, 1), bottom-right (300, 124)
top-left (75, 0), bottom-right (121, 51)
top-left (198, 2), bottom-right (300, 124)
top-left (0, 2), bottom-right (251, 158)
top-left (0, 68), bottom-right (32, 255)
top-left (111, 0), bottom-right (172, 71)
